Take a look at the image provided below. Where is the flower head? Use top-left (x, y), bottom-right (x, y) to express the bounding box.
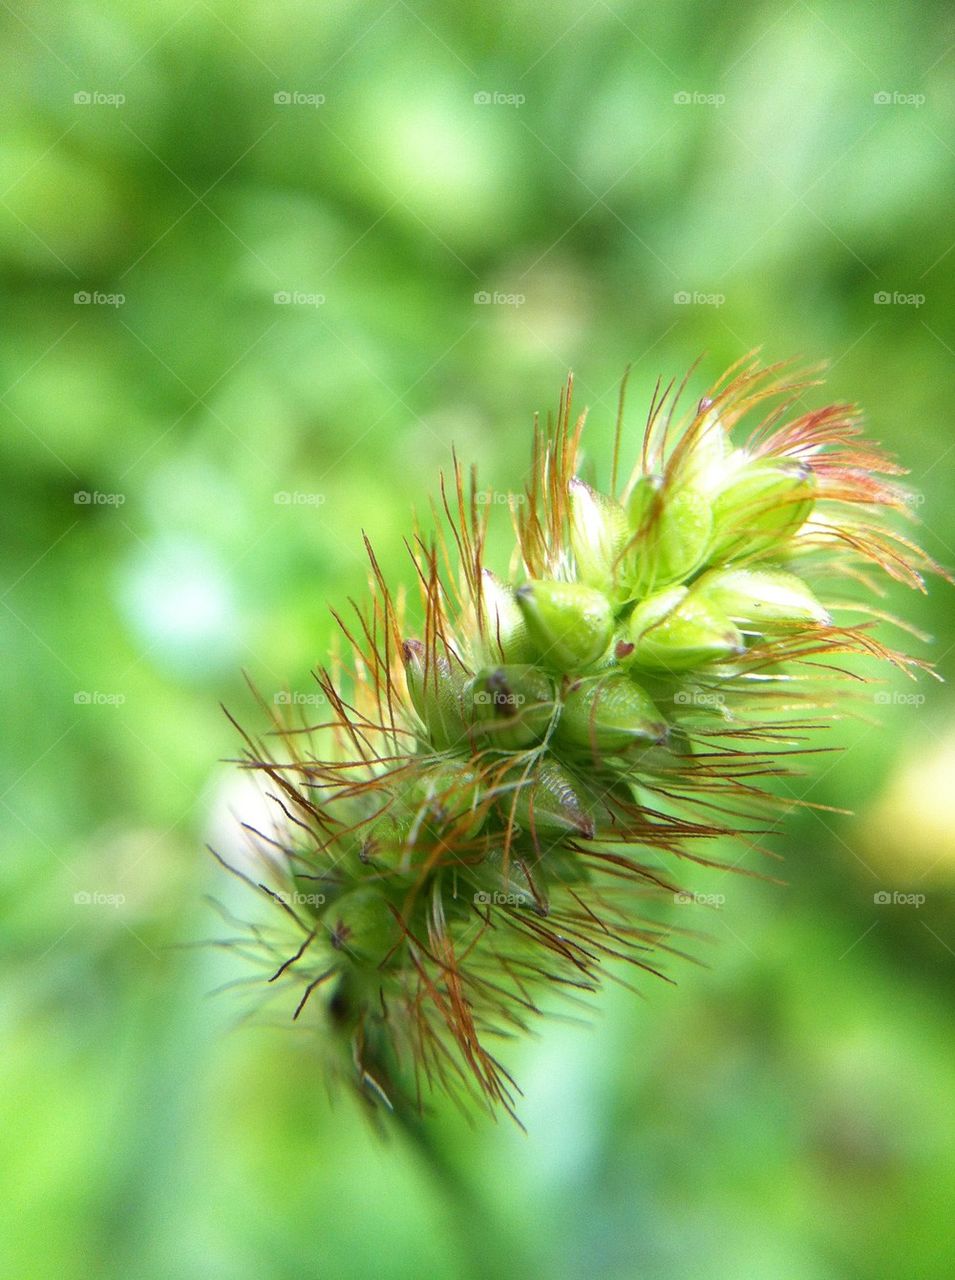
top-left (217, 355), bottom-right (944, 1123)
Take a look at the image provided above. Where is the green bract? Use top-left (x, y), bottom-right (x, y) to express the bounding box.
top-left (515, 580), bottom-right (614, 671)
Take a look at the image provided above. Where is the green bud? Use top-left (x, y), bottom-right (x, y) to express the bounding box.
top-left (322, 886), bottom-right (401, 965)
top-left (402, 640), bottom-right (470, 750)
top-left (386, 762), bottom-right (487, 851)
top-left (515, 580), bottom-right (614, 672)
top-left (480, 569), bottom-right (534, 663)
top-left (709, 457), bottom-right (816, 563)
top-left (627, 585), bottom-right (745, 671)
top-left (624, 477), bottom-right (713, 596)
top-left (568, 478), bottom-right (629, 595)
top-left (469, 665), bottom-right (557, 751)
top-left (473, 851), bottom-right (552, 916)
top-left (502, 759), bottom-right (596, 840)
top-left (693, 567), bottom-right (831, 628)
top-left (556, 673), bottom-right (668, 753)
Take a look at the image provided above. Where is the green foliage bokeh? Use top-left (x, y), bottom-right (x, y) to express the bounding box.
top-left (3, 2), bottom-right (954, 1277)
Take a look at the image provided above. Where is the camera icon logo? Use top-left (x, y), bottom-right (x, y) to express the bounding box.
top-left (73, 91), bottom-right (92, 105)
top-left (274, 91), bottom-right (291, 104)
top-left (473, 91), bottom-right (491, 105)
top-left (474, 290), bottom-right (491, 304)
top-left (873, 91), bottom-right (891, 104)
top-left (873, 890), bottom-right (891, 904)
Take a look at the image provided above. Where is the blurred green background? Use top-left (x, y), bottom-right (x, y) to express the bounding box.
top-left (3, 1), bottom-right (955, 1277)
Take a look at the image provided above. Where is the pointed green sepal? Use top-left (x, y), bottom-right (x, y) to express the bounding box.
top-left (402, 639), bottom-right (471, 750)
top-left (501, 759), bottom-right (596, 840)
top-left (623, 478), bottom-right (713, 595)
top-left (568, 477), bottom-right (629, 595)
top-left (709, 457), bottom-right (816, 562)
top-left (626, 585), bottom-right (745, 671)
top-left (480, 569), bottom-right (534, 663)
top-left (693, 566), bottom-right (831, 627)
top-left (469, 665), bottom-right (557, 751)
top-left (556, 673), bottom-right (668, 753)
top-left (515, 580), bottom-right (614, 672)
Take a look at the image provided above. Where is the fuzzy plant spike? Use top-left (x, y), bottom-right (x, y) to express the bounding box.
top-left (217, 355), bottom-right (944, 1126)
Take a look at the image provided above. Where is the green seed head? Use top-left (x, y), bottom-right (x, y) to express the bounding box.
top-left (627, 585), bottom-right (745, 671)
top-left (224, 358), bottom-right (944, 1124)
top-left (480, 569), bottom-right (534, 663)
top-left (401, 639), bottom-right (471, 750)
top-left (556, 672), bottom-right (668, 753)
top-left (624, 479), bottom-right (713, 596)
top-left (708, 457), bottom-right (817, 563)
top-left (504, 758), bottom-right (596, 840)
top-left (469, 664), bottom-right (557, 751)
top-left (515, 579), bottom-right (614, 672)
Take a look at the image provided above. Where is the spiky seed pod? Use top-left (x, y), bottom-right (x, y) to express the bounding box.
top-left (218, 355), bottom-right (945, 1124)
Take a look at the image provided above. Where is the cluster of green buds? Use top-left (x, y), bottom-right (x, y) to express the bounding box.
top-left (222, 358), bottom-right (940, 1123)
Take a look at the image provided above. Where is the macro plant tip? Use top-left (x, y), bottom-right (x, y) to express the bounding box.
top-left (221, 354), bottom-right (945, 1125)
